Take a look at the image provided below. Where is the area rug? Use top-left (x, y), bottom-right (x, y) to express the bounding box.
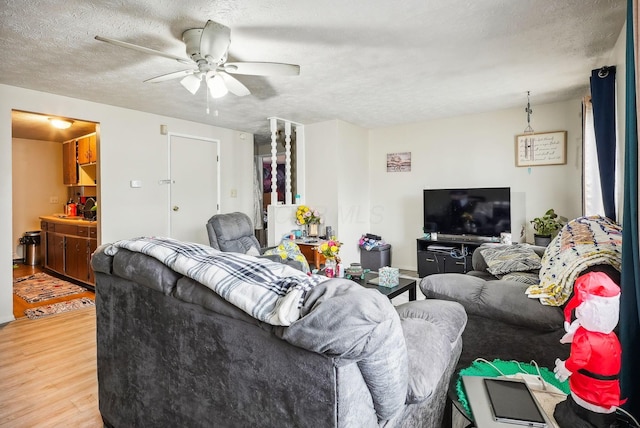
top-left (13, 272), bottom-right (86, 303)
top-left (24, 297), bottom-right (95, 320)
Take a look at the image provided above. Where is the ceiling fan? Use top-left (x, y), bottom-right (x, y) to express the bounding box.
top-left (95, 20), bottom-right (300, 99)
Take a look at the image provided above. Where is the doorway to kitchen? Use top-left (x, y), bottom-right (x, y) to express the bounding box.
top-left (11, 109), bottom-right (100, 319)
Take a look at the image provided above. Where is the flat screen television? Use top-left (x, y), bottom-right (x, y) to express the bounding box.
top-left (423, 187), bottom-right (511, 238)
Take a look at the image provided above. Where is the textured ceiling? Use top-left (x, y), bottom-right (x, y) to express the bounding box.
top-left (1, 0), bottom-right (626, 140)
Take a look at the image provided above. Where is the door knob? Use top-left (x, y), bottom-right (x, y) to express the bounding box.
top-left (173, 206), bottom-right (179, 211)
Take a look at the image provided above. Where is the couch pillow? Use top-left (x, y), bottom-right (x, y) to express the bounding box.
top-left (480, 244), bottom-right (542, 276)
top-left (500, 271), bottom-right (540, 285)
top-left (245, 246), bottom-right (261, 257)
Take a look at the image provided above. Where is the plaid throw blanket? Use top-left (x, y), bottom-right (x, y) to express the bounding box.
top-left (104, 237), bottom-right (328, 326)
top-left (525, 216), bottom-right (622, 306)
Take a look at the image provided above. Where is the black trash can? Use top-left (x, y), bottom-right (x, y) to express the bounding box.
top-left (20, 230), bottom-right (41, 266)
top-left (359, 244), bottom-right (392, 271)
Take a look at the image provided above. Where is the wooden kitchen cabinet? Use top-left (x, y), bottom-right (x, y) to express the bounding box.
top-left (77, 134), bottom-right (97, 165)
top-left (46, 231), bottom-right (65, 273)
top-left (62, 132), bottom-right (98, 186)
top-left (65, 236), bottom-right (87, 281)
top-left (41, 218), bottom-right (97, 286)
top-left (62, 141), bottom-right (77, 185)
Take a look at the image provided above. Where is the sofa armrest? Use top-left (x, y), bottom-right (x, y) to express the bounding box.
top-left (395, 300), bottom-right (466, 403)
top-left (279, 279), bottom-right (408, 420)
top-left (420, 274), bottom-right (563, 331)
top-left (396, 300), bottom-right (467, 347)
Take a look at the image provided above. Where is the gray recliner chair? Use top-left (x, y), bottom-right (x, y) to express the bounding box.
top-left (206, 212), bottom-right (305, 271)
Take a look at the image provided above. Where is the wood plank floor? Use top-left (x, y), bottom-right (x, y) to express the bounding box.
top-left (1, 295), bottom-right (101, 426)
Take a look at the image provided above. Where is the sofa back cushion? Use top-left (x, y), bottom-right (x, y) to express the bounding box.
top-left (96, 247), bottom-right (182, 295)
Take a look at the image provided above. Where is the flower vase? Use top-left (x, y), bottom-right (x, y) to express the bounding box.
top-left (324, 258), bottom-right (337, 278)
top-left (307, 223), bottom-right (319, 237)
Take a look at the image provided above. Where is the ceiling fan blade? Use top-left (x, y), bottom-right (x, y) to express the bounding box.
top-left (200, 20), bottom-right (231, 64)
top-left (222, 61), bottom-right (300, 76)
top-left (95, 35), bottom-right (192, 65)
top-left (144, 69), bottom-right (196, 83)
top-left (218, 72), bottom-right (250, 97)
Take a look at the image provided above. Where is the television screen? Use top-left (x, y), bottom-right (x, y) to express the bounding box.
top-left (423, 187), bottom-right (511, 237)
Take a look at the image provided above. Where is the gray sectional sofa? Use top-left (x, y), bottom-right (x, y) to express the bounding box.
top-left (91, 242), bottom-right (467, 428)
top-left (419, 244), bottom-right (568, 370)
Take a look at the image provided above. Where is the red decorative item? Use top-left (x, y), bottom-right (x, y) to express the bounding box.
top-left (553, 272), bottom-right (625, 427)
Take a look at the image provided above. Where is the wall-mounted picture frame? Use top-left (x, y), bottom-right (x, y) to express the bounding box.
top-left (387, 152), bottom-right (411, 172)
top-left (515, 131), bottom-right (567, 167)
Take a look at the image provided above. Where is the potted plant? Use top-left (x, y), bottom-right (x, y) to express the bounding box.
top-left (530, 208), bottom-right (563, 246)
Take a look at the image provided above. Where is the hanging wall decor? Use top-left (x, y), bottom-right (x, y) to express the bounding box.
top-left (386, 152), bottom-right (411, 172)
top-left (515, 131), bottom-right (567, 167)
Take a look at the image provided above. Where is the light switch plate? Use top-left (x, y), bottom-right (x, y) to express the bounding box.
top-left (130, 180), bottom-right (142, 188)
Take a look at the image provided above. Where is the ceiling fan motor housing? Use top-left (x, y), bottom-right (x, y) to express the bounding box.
top-left (182, 27), bottom-right (228, 66)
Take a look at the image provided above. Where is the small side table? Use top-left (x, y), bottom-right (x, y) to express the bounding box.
top-left (444, 375), bottom-right (474, 428)
top-left (356, 272), bottom-right (417, 301)
top-left (294, 239), bottom-right (326, 270)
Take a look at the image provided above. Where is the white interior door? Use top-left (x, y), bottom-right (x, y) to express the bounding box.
top-left (169, 134), bottom-right (219, 245)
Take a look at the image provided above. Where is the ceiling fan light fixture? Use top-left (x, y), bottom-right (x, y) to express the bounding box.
top-left (49, 118), bottom-right (73, 129)
top-left (180, 74), bottom-right (202, 95)
top-left (207, 75), bottom-right (228, 98)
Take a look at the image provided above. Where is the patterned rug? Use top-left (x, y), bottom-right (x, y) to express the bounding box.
top-left (24, 298), bottom-right (95, 320)
top-left (13, 272), bottom-right (87, 303)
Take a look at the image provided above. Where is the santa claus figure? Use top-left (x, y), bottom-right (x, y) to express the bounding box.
top-left (553, 271), bottom-right (624, 428)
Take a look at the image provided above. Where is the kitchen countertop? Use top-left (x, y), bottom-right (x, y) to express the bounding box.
top-left (40, 215), bottom-right (97, 225)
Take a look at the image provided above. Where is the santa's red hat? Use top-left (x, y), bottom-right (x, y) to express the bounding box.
top-left (564, 272), bottom-right (621, 323)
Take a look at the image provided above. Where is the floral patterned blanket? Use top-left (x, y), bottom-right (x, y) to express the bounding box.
top-left (525, 215), bottom-right (622, 306)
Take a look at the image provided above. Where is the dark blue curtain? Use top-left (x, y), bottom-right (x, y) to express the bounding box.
top-left (620, 0), bottom-right (640, 418)
top-left (590, 66), bottom-right (618, 221)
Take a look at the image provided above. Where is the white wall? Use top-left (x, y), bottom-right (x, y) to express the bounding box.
top-left (12, 138), bottom-right (68, 259)
top-left (304, 120), bottom-right (370, 266)
top-left (0, 84), bottom-right (254, 323)
top-left (367, 99), bottom-right (584, 270)
top-left (303, 100), bottom-right (583, 272)
top-left (335, 121), bottom-right (370, 265)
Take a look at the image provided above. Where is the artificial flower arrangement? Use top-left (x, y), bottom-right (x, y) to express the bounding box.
top-left (318, 237), bottom-right (341, 260)
top-left (295, 205), bottom-right (322, 225)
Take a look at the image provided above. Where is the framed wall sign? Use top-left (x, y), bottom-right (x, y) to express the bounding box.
top-left (387, 152), bottom-right (411, 172)
top-left (515, 131), bottom-right (567, 167)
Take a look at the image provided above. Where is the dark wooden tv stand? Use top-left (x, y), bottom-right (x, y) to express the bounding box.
top-left (416, 237), bottom-right (493, 278)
